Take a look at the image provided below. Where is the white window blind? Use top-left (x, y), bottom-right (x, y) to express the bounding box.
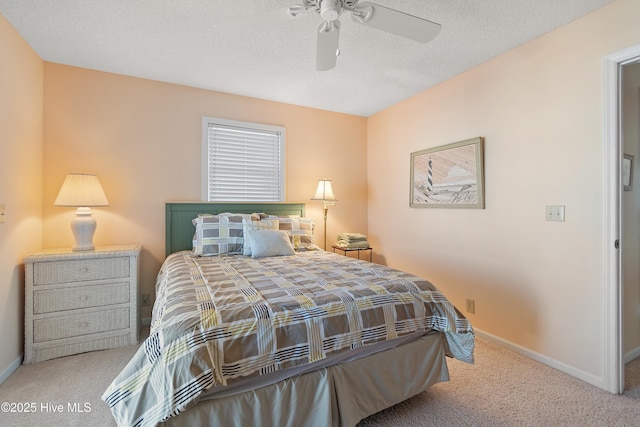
top-left (202, 117), bottom-right (285, 201)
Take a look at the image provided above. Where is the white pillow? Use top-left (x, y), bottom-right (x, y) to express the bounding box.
top-left (242, 219), bottom-right (279, 256)
top-left (246, 230), bottom-right (295, 258)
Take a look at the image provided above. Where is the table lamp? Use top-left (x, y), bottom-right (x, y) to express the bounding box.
top-left (54, 173), bottom-right (109, 251)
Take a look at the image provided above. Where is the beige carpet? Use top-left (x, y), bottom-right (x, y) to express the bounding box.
top-left (358, 340), bottom-right (640, 427)
top-left (1, 335), bottom-right (639, 427)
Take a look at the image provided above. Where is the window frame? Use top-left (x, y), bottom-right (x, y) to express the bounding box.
top-left (201, 116), bottom-right (286, 202)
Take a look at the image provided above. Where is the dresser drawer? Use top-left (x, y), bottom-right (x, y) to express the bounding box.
top-left (33, 257), bottom-right (130, 285)
top-left (33, 282), bottom-right (130, 314)
top-left (33, 307), bottom-right (130, 342)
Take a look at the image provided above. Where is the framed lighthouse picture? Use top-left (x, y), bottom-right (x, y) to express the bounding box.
top-left (410, 137), bottom-right (485, 209)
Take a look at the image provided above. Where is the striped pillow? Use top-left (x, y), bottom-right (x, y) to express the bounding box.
top-left (192, 214), bottom-right (254, 256)
top-left (266, 215), bottom-right (317, 250)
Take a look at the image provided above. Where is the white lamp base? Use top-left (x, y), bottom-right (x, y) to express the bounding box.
top-left (71, 207), bottom-right (97, 251)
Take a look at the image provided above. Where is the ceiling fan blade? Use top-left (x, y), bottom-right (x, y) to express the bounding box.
top-left (213, 6), bottom-right (305, 35)
top-left (351, 2), bottom-right (441, 43)
top-left (316, 21), bottom-right (340, 71)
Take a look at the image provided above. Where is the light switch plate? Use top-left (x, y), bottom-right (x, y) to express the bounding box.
top-left (545, 205), bottom-right (565, 222)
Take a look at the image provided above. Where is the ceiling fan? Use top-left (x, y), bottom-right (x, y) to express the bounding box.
top-left (214, 0), bottom-right (441, 71)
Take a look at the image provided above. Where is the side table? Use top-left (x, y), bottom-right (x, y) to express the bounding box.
top-left (331, 245), bottom-right (373, 262)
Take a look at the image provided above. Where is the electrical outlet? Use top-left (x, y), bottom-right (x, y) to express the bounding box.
top-left (545, 205), bottom-right (565, 222)
top-left (466, 298), bottom-right (475, 314)
top-left (142, 294), bottom-right (151, 307)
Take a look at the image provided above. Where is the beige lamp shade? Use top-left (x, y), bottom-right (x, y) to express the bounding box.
top-left (311, 179), bottom-right (337, 204)
top-left (54, 174), bottom-right (109, 207)
top-left (55, 174), bottom-right (109, 251)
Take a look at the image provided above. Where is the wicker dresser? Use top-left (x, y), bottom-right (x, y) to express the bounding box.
top-left (23, 245), bottom-right (142, 364)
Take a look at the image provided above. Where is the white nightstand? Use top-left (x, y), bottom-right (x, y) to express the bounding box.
top-left (23, 245), bottom-right (142, 364)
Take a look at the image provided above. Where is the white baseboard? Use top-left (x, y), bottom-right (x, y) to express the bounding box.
top-left (0, 354), bottom-right (23, 385)
top-left (624, 345), bottom-right (640, 364)
top-left (474, 328), bottom-right (605, 391)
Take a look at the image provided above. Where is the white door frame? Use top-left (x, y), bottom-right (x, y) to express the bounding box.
top-left (603, 43), bottom-right (640, 394)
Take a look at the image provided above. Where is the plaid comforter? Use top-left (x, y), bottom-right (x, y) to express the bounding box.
top-left (103, 251), bottom-right (474, 426)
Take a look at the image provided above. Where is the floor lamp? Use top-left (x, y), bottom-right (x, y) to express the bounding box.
top-left (311, 179), bottom-right (337, 250)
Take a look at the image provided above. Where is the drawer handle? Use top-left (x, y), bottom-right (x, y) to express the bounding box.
top-left (79, 295), bottom-right (89, 301)
top-left (78, 322), bottom-right (89, 328)
top-left (80, 267), bottom-right (90, 273)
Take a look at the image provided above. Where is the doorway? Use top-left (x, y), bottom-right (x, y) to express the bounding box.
top-left (603, 44), bottom-right (640, 394)
top-left (622, 61), bottom-right (640, 396)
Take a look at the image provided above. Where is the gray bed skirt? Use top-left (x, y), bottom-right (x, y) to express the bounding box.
top-left (159, 332), bottom-right (449, 427)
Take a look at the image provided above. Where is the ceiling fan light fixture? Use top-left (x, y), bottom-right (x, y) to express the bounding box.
top-left (288, 5), bottom-right (308, 18)
top-left (320, 0), bottom-right (343, 22)
top-left (214, 0), bottom-right (440, 71)
top-left (351, 4), bottom-right (373, 24)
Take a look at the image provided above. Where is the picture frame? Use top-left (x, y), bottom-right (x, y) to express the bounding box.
top-left (410, 137), bottom-right (485, 209)
top-left (623, 154), bottom-right (634, 191)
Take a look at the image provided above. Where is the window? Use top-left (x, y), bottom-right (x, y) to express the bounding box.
top-left (202, 117), bottom-right (285, 201)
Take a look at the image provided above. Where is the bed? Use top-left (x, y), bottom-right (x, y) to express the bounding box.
top-left (102, 202), bottom-right (475, 427)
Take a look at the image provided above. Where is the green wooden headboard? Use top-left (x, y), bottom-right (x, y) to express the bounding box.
top-left (165, 202), bottom-right (306, 256)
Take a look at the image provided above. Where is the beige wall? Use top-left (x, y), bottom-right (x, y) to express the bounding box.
top-left (623, 62), bottom-right (640, 358)
top-left (0, 14), bottom-right (43, 378)
top-left (42, 64), bottom-right (368, 318)
top-left (367, 0), bottom-right (640, 387)
top-left (2, 0), bottom-right (638, 391)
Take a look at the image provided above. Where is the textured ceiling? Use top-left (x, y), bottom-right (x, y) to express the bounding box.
top-left (0, 0), bottom-right (614, 117)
